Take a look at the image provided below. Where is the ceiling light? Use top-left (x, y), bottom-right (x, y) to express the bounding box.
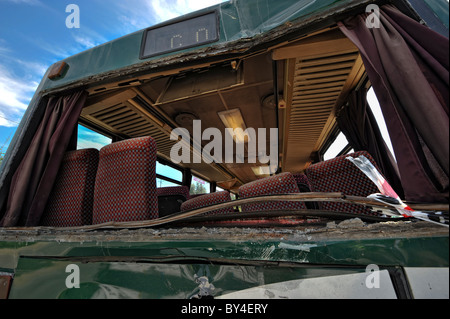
top-left (251, 166), bottom-right (270, 176)
top-left (218, 108), bottom-right (250, 143)
top-left (251, 165), bottom-right (278, 176)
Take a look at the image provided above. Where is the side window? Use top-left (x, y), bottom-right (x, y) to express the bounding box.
top-left (190, 176), bottom-right (210, 195)
top-left (323, 132), bottom-right (353, 161)
top-left (77, 124), bottom-right (111, 150)
top-left (366, 87), bottom-right (396, 160)
top-left (323, 87), bottom-right (394, 162)
top-left (156, 161), bottom-right (183, 187)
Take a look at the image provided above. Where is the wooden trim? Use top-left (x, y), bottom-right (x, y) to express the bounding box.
top-left (273, 38), bottom-right (357, 60)
top-left (8, 193), bottom-right (447, 231)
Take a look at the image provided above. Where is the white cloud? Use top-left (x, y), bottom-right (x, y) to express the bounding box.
top-left (10, 59), bottom-right (47, 77)
top-left (0, 64), bottom-right (38, 127)
top-left (27, 34), bottom-right (103, 61)
top-left (77, 127), bottom-right (112, 150)
top-left (113, 0), bottom-right (226, 33)
top-left (149, 0), bottom-right (226, 22)
top-left (0, 38), bottom-right (45, 128)
top-left (72, 24), bottom-right (109, 50)
top-left (0, 110), bottom-right (19, 127)
top-left (72, 34), bottom-right (101, 50)
top-left (0, 40), bottom-right (47, 76)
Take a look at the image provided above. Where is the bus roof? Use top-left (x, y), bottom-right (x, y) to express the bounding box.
top-left (40, 0), bottom-right (372, 93)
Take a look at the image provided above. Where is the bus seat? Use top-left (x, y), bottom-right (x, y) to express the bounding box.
top-left (40, 148), bottom-right (99, 227)
top-left (157, 186), bottom-right (191, 217)
top-left (180, 191), bottom-right (234, 216)
top-left (292, 173), bottom-right (312, 192)
top-left (305, 151), bottom-right (382, 216)
top-left (238, 172), bottom-right (307, 212)
top-left (189, 193), bottom-right (207, 198)
top-left (292, 172), bottom-right (319, 209)
top-left (92, 136), bottom-right (158, 224)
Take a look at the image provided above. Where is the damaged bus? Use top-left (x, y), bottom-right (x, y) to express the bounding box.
top-left (0, 0), bottom-right (448, 300)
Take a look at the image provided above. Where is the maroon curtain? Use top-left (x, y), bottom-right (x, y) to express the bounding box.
top-left (338, 5), bottom-right (449, 203)
top-left (337, 87), bottom-right (404, 198)
top-left (0, 91), bottom-right (87, 227)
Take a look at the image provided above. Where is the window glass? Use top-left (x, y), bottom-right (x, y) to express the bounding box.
top-left (156, 178), bottom-right (180, 188)
top-left (323, 87), bottom-right (395, 162)
top-left (77, 125), bottom-right (111, 150)
top-left (190, 176), bottom-right (210, 195)
top-left (156, 161), bottom-right (183, 182)
top-left (323, 132), bottom-right (350, 160)
top-left (366, 87), bottom-right (396, 160)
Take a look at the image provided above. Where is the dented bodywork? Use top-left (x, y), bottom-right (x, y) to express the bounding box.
top-left (0, 219), bottom-right (448, 299)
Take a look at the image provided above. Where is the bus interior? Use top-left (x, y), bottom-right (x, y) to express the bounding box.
top-left (0, 0), bottom-right (448, 232)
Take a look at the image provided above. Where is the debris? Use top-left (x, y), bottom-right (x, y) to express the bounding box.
top-left (326, 221), bottom-right (337, 229)
top-left (337, 218), bottom-right (365, 228)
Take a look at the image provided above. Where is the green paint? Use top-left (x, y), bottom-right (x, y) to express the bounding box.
top-left (40, 0), bottom-right (345, 91)
top-left (6, 235), bottom-right (448, 298)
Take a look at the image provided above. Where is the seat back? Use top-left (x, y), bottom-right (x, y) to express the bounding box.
top-left (180, 191), bottom-right (233, 216)
top-left (40, 148), bottom-right (99, 227)
top-left (292, 172), bottom-right (319, 209)
top-left (157, 186), bottom-right (190, 217)
top-left (305, 151), bottom-right (381, 215)
top-left (92, 136), bottom-right (158, 224)
top-left (189, 193), bottom-right (207, 199)
top-left (238, 172), bottom-right (306, 212)
top-left (292, 173), bottom-right (311, 192)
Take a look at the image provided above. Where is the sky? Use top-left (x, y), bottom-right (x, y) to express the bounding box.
top-left (0, 0), bottom-right (227, 155)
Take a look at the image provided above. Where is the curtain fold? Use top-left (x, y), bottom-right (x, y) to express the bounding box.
top-left (338, 5), bottom-right (449, 203)
top-left (0, 91), bottom-right (87, 227)
top-left (337, 88), bottom-right (404, 198)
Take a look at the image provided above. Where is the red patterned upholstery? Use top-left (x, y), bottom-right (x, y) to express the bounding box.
top-left (238, 172), bottom-right (307, 212)
top-left (189, 193), bottom-right (207, 199)
top-left (40, 148), bottom-right (99, 227)
top-left (292, 173), bottom-right (311, 191)
top-left (157, 186), bottom-right (190, 200)
top-left (92, 136), bottom-right (158, 224)
top-left (157, 186), bottom-right (191, 217)
top-left (180, 191), bottom-right (234, 216)
top-left (305, 151), bottom-right (381, 215)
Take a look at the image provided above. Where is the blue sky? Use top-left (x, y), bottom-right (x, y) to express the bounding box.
top-left (0, 0), bottom-right (226, 155)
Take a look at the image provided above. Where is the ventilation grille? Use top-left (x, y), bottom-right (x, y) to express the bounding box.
top-left (83, 99), bottom-right (177, 156)
top-left (284, 52), bottom-right (360, 172)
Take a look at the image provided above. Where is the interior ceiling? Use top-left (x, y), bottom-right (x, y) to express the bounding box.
top-left (274, 28), bottom-right (364, 173)
top-left (82, 28), bottom-right (364, 191)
